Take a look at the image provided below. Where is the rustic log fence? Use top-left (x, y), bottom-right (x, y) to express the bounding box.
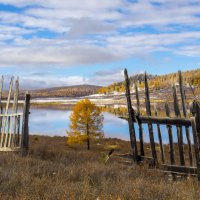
top-left (0, 77), bottom-right (30, 155)
top-left (124, 69), bottom-right (200, 179)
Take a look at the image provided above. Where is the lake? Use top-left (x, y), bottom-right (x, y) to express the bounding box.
top-left (29, 108), bottom-right (130, 140)
top-left (29, 108), bottom-right (193, 143)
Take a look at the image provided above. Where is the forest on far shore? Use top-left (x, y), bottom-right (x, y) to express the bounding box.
top-left (97, 69), bottom-right (200, 94)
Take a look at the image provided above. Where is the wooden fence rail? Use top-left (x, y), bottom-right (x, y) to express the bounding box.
top-left (0, 76), bottom-right (30, 155)
top-left (124, 69), bottom-right (200, 180)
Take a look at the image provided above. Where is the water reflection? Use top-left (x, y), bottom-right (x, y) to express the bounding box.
top-left (29, 108), bottom-right (130, 140)
top-left (29, 108), bottom-right (193, 143)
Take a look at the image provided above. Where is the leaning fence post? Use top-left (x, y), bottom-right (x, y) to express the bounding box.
top-left (191, 118), bottom-right (200, 180)
top-left (194, 102), bottom-right (200, 180)
top-left (124, 69), bottom-right (138, 162)
top-left (134, 80), bottom-right (144, 157)
top-left (0, 76), bottom-right (4, 106)
top-left (195, 102), bottom-right (200, 140)
top-left (178, 71), bottom-right (187, 116)
top-left (178, 71), bottom-right (193, 166)
top-left (173, 85), bottom-right (185, 166)
top-left (154, 106), bottom-right (165, 163)
top-left (21, 93), bottom-right (30, 156)
top-left (190, 101), bottom-right (200, 180)
top-left (165, 103), bottom-right (175, 165)
top-left (144, 72), bottom-right (158, 166)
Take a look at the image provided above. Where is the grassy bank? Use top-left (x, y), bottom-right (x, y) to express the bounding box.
top-left (0, 135), bottom-right (200, 200)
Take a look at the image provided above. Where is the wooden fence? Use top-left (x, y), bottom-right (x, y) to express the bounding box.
top-left (124, 69), bottom-right (200, 179)
top-left (0, 76), bottom-right (30, 155)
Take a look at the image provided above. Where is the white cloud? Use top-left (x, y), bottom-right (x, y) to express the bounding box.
top-left (0, 38), bottom-right (120, 66)
top-left (19, 75), bottom-right (89, 89)
top-left (30, 69), bottom-right (123, 89)
top-left (0, 0), bottom-right (199, 81)
top-left (106, 31), bottom-right (200, 57)
top-left (91, 69), bottom-right (124, 85)
top-left (0, 30), bottom-right (200, 68)
top-left (122, 0), bottom-right (200, 27)
top-left (175, 45), bottom-right (200, 57)
top-left (6, 68), bottom-right (124, 89)
top-left (68, 18), bottom-right (116, 38)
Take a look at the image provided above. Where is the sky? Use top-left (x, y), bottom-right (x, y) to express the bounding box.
top-left (0, 0), bottom-right (200, 89)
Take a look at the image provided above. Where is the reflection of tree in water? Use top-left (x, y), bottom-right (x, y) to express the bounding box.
top-left (100, 105), bottom-right (177, 118)
top-left (100, 106), bottom-right (128, 116)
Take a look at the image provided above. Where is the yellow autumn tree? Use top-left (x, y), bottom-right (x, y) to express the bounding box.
top-left (67, 99), bottom-right (104, 150)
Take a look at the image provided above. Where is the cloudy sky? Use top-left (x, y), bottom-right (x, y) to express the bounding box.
top-left (0, 0), bottom-right (200, 89)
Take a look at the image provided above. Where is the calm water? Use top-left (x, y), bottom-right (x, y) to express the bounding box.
top-left (29, 108), bottom-right (193, 143)
top-left (29, 108), bottom-right (130, 140)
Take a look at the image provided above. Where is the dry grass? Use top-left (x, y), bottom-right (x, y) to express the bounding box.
top-left (0, 135), bottom-right (200, 200)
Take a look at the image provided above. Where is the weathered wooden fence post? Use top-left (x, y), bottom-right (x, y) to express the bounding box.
top-left (1, 77), bottom-right (14, 148)
top-left (21, 93), bottom-right (30, 156)
top-left (144, 72), bottom-right (158, 166)
top-left (0, 76), bottom-right (3, 105)
top-left (165, 103), bottom-right (175, 165)
top-left (121, 70), bottom-right (200, 177)
top-left (134, 80), bottom-right (144, 157)
top-left (178, 71), bottom-right (193, 166)
top-left (124, 69), bottom-right (138, 162)
top-left (195, 102), bottom-right (200, 180)
top-left (191, 101), bottom-right (200, 180)
top-left (154, 106), bottom-right (165, 163)
top-left (173, 85), bottom-right (185, 166)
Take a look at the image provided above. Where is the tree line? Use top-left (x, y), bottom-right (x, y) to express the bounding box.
top-left (97, 69), bottom-right (200, 94)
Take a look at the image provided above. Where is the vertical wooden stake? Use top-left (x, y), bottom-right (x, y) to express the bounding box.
top-left (154, 106), bottom-right (165, 163)
top-left (144, 72), bottom-right (157, 165)
top-left (17, 115), bottom-right (21, 146)
top-left (194, 102), bottom-right (200, 180)
top-left (173, 85), bottom-right (185, 166)
top-left (7, 116), bottom-right (11, 147)
top-left (124, 69), bottom-right (138, 162)
top-left (178, 71), bottom-right (187, 116)
top-left (21, 93), bottom-right (30, 156)
top-left (185, 126), bottom-right (193, 166)
top-left (165, 103), bottom-right (175, 165)
top-left (10, 79), bottom-right (19, 147)
top-left (191, 117), bottom-right (200, 180)
top-left (134, 80), bottom-right (144, 157)
top-left (178, 71), bottom-right (193, 166)
top-left (1, 77), bottom-right (14, 148)
top-left (0, 76), bottom-right (4, 106)
top-left (194, 102), bottom-right (200, 146)
top-left (0, 106), bottom-right (3, 135)
top-left (134, 80), bottom-right (141, 115)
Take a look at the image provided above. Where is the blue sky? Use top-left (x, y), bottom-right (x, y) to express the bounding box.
top-left (0, 0), bottom-right (200, 89)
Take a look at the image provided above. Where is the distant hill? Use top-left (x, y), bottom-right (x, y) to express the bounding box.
top-left (4, 84), bottom-right (102, 99)
top-left (28, 85), bottom-right (102, 98)
top-left (2, 69), bottom-right (200, 100)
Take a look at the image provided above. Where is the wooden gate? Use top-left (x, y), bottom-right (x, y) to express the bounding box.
top-left (124, 69), bottom-right (200, 180)
top-left (0, 76), bottom-right (30, 155)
